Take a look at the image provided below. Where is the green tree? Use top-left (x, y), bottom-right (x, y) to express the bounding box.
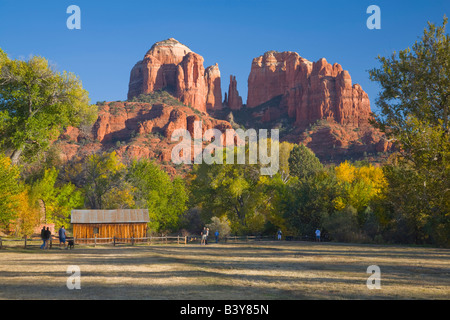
top-left (129, 159), bottom-right (188, 233)
top-left (369, 16), bottom-right (449, 137)
top-left (369, 17), bottom-right (450, 246)
top-left (0, 49), bottom-right (97, 165)
top-left (258, 172), bottom-right (294, 235)
top-left (82, 151), bottom-right (132, 210)
top-left (278, 141), bottom-right (295, 182)
top-left (30, 167), bottom-right (84, 227)
top-left (281, 145), bottom-right (335, 237)
top-left (323, 206), bottom-right (360, 243)
top-left (282, 169), bottom-right (339, 238)
top-left (190, 146), bottom-right (274, 234)
top-left (288, 144), bottom-right (323, 180)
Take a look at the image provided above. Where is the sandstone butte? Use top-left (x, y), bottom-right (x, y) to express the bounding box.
top-left (247, 51), bottom-right (371, 129)
top-left (128, 38), bottom-right (225, 113)
top-left (57, 39), bottom-right (392, 174)
top-left (223, 75), bottom-right (243, 111)
top-left (242, 50), bottom-right (391, 160)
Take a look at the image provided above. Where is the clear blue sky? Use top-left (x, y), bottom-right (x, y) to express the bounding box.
top-left (0, 0), bottom-right (448, 114)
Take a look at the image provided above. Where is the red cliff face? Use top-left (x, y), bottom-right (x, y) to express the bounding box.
top-left (247, 51), bottom-right (371, 128)
top-left (205, 63), bottom-right (222, 111)
top-left (128, 38), bottom-right (222, 113)
top-left (59, 100), bottom-right (234, 169)
top-left (128, 38), bottom-right (190, 99)
top-left (223, 75), bottom-right (243, 110)
top-left (175, 52), bottom-right (207, 112)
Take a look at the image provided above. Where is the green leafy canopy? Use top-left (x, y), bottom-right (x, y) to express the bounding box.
top-left (0, 49), bottom-right (97, 165)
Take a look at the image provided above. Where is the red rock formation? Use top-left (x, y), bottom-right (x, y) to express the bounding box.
top-left (176, 52), bottom-right (207, 112)
top-left (247, 51), bottom-right (371, 128)
top-left (128, 38), bottom-right (222, 113)
top-left (128, 38), bottom-right (191, 99)
top-left (205, 64), bottom-right (222, 111)
top-left (57, 45), bottom-right (392, 173)
top-left (224, 75), bottom-right (243, 110)
top-left (60, 100), bottom-right (236, 168)
top-left (164, 109), bottom-right (187, 138)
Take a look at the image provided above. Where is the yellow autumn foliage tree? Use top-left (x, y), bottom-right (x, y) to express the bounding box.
top-left (334, 161), bottom-right (388, 212)
top-left (0, 154), bottom-right (22, 229)
top-left (13, 189), bottom-right (40, 237)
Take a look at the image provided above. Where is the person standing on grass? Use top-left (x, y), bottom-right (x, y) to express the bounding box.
top-left (58, 226), bottom-right (67, 249)
top-left (205, 228), bottom-right (210, 245)
top-left (215, 230), bottom-right (219, 243)
top-left (201, 227), bottom-right (206, 245)
top-left (40, 226), bottom-right (46, 249)
top-left (315, 229), bottom-right (321, 242)
top-left (277, 229), bottom-right (282, 240)
top-left (44, 227), bottom-right (51, 249)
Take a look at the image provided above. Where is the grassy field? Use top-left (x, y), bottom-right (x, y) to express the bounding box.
top-left (0, 241), bottom-right (448, 300)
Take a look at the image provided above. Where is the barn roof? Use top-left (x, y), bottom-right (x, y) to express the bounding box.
top-left (71, 209), bottom-right (149, 224)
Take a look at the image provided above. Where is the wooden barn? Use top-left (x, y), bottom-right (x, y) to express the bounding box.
top-left (71, 209), bottom-right (149, 244)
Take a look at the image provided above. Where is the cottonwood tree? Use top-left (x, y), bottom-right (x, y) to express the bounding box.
top-left (190, 145), bottom-right (281, 235)
top-left (82, 151), bottom-right (133, 210)
top-left (0, 49), bottom-right (97, 165)
top-left (29, 167), bottom-right (84, 227)
top-left (369, 17), bottom-right (450, 246)
top-left (128, 158), bottom-right (188, 232)
top-left (0, 153), bottom-right (22, 228)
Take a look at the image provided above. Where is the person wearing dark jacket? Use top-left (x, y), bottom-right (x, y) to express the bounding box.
top-left (40, 226), bottom-right (46, 249)
top-left (44, 227), bottom-right (51, 250)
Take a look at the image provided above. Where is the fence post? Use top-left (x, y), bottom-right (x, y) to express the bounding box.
top-left (113, 236), bottom-right (116, 247)
top-left (94, 235), bottom-right (97, 247)
top-left (184, 236), bottom-right (187, 245)
top-left (0, 237), bottom-right (2, 249)
top-left (24, 235), bottom-right (27, 249)
top-left (177, 235), bottom-right (179, 245)
top-left (132, 237), bottom-right (135, 246)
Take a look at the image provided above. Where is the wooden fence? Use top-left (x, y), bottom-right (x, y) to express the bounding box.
top-left (0, 236), bottom-right (51, 249)
top-left (73, 235), bottom-right (279, 246)
top-left (0, 234), bottom-right (287, 249)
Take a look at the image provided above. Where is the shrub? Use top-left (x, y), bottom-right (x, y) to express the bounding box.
top-left (206, 216), bottom-right (231, 239)
top-left (323, 206), bottom-right (360, 242)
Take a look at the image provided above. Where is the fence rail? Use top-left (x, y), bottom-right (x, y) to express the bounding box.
top-left (0, 235), bottom-right (189, 248)
top-left (0, 236), bottom-right (55, 249)
top-left (0, 234), bottom-right (307, 249)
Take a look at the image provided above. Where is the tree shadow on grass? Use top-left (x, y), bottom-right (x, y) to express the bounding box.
top-left (1, 243), bottom-right (449, 300)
